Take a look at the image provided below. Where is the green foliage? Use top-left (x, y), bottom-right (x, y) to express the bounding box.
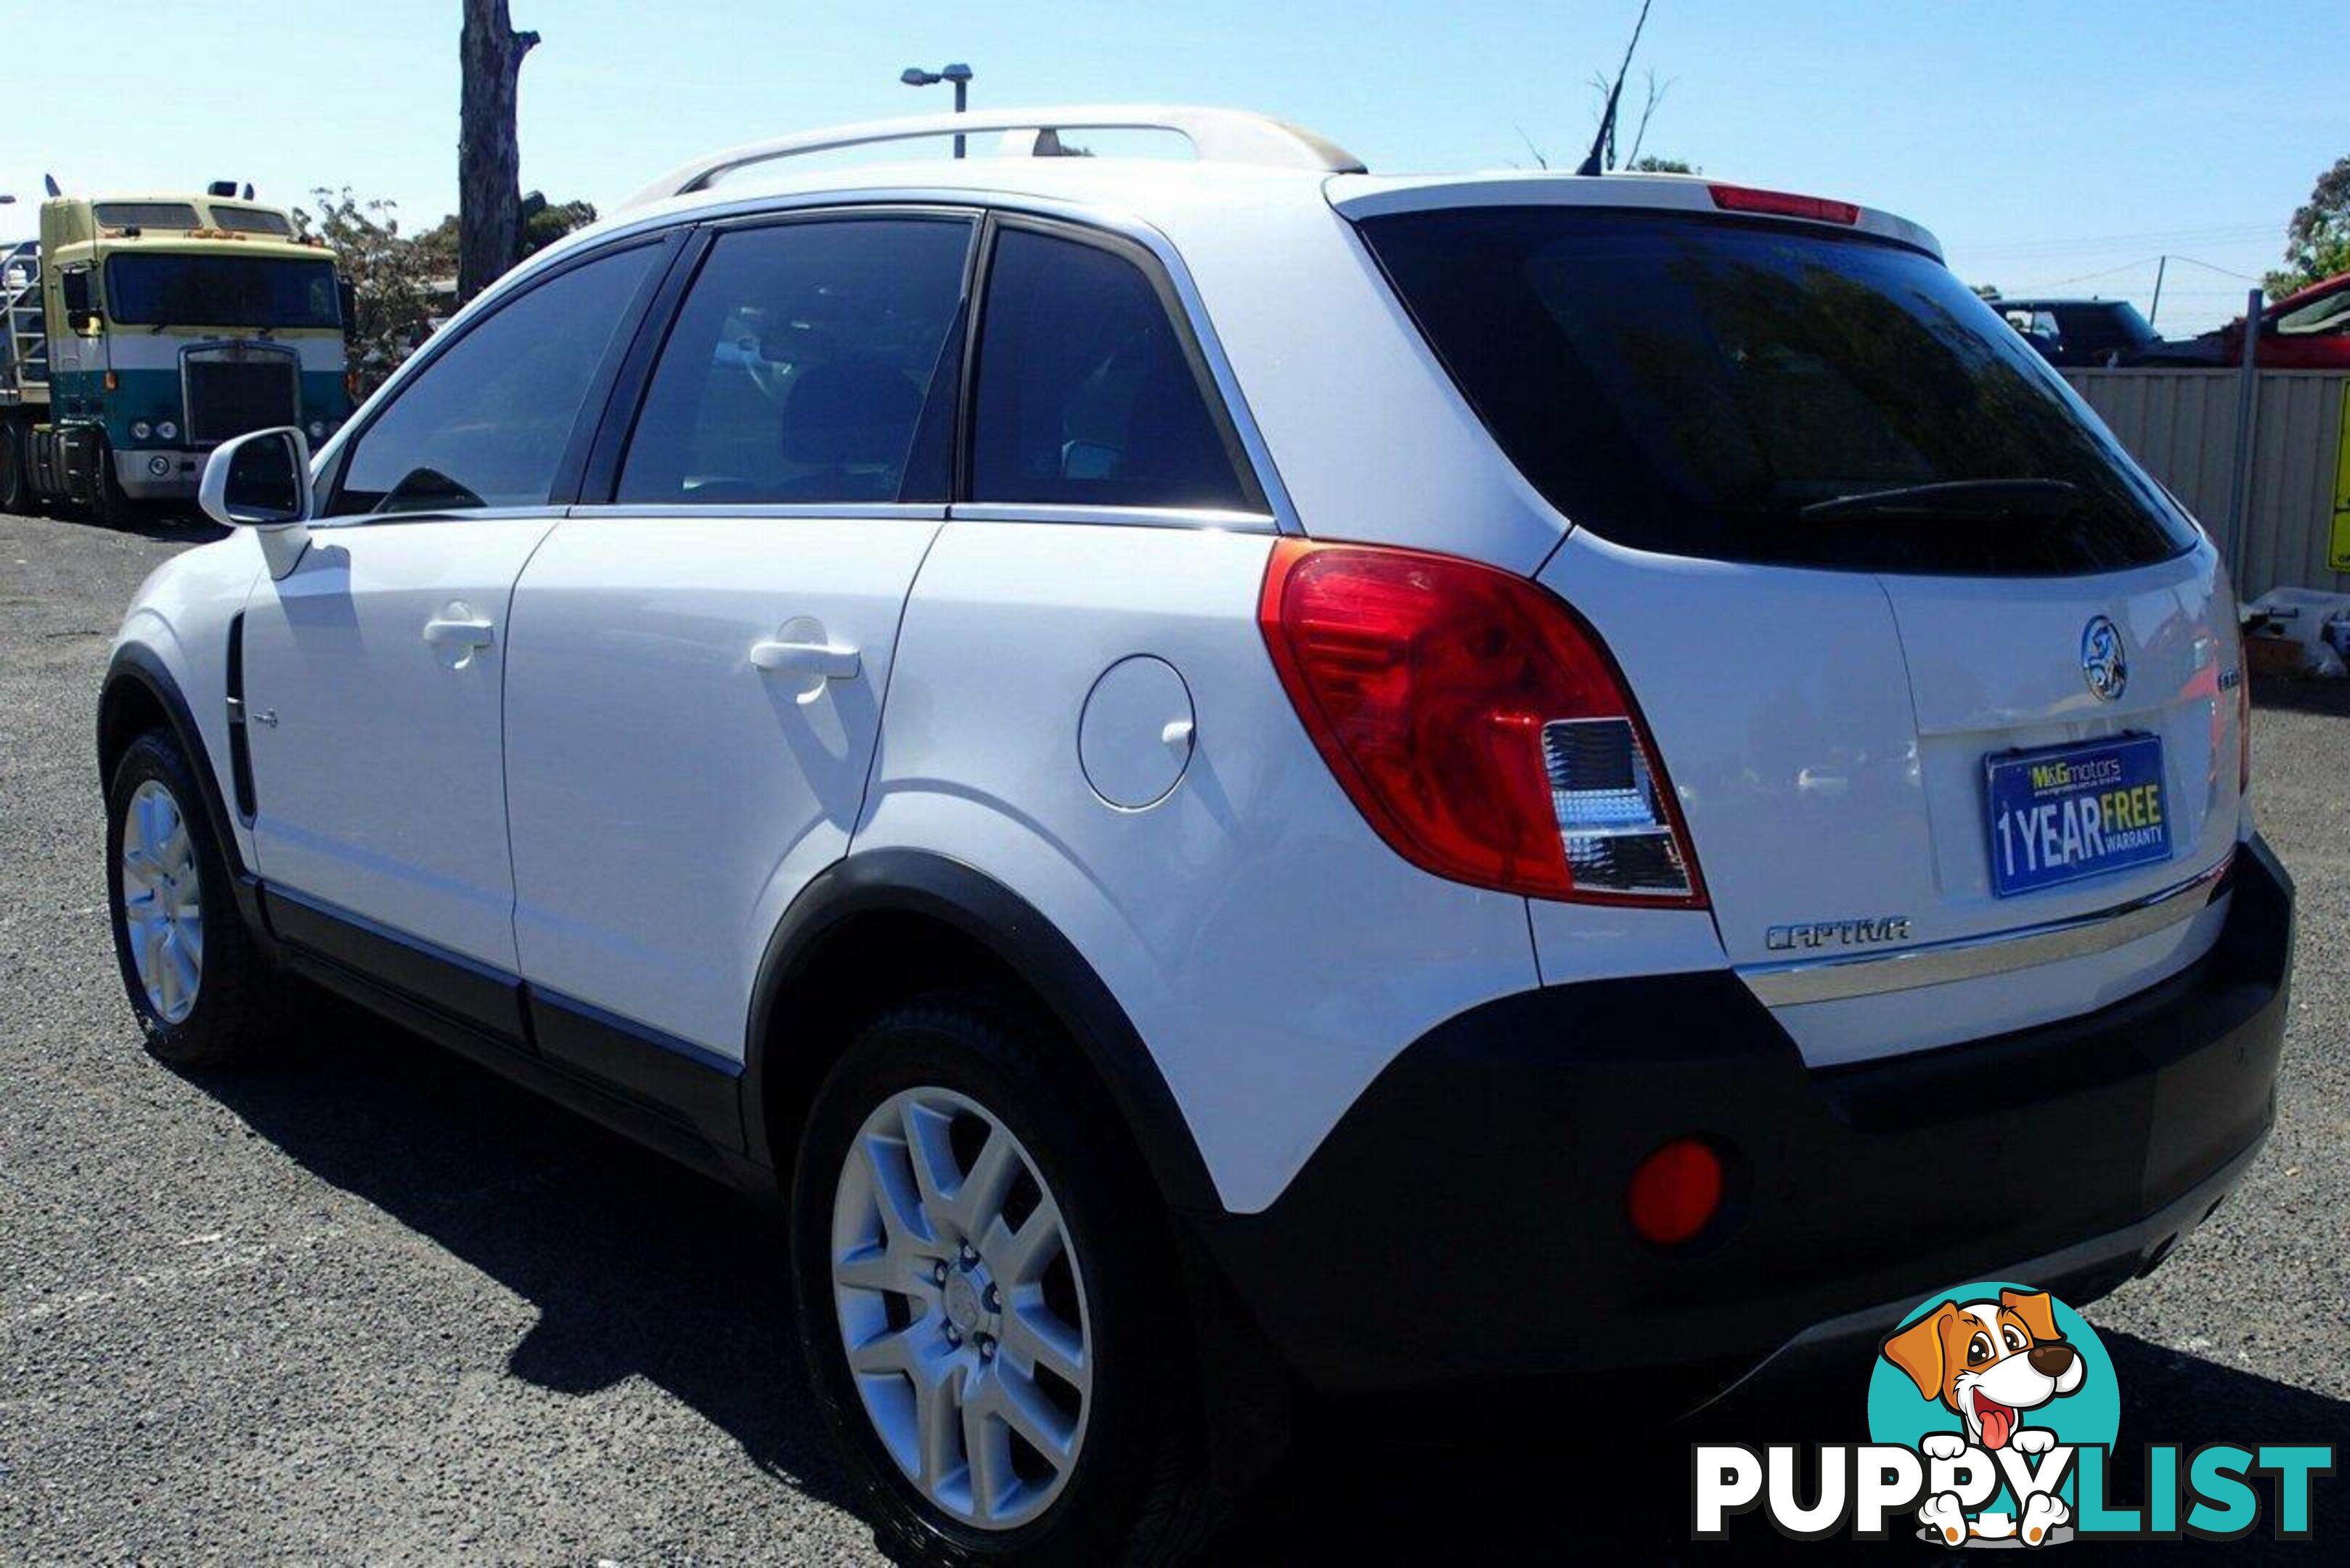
top-left (293, 188), bottom-right (436, 394)
top-left (1627, 155), bottom-right (1698, 175)
top-left (521, 193), bottom-right (597, 258)
top-left (2265, 154), bottom-right (2350, 299)
top-left (290, 189), bottom-right (597, 396)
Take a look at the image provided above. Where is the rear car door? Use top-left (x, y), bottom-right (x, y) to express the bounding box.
top-left (240, 240), bottom-right (666, 972)
top-left (501, 212), bottom-right (973, 1095)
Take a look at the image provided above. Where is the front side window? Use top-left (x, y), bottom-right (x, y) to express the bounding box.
top-left (105, 254), bottom-right (340, 329)
top-left (969, 227), bottom-right (1255, 512)
top-left (331, 244), bottom-right (658, 516)
top-left (617, 217), bottom-right (971, 505)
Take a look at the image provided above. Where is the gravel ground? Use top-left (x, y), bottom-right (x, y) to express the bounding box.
top-left (2, 507), bottom-right (2343, 1562)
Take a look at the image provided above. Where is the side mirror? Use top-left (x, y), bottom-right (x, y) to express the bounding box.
top-left (199, 428), bottom-right (314, 577)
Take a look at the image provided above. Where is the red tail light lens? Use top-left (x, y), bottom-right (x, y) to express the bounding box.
top-left (1708, 183), bottom-right (1860, 226)
top-left (1257, 539), bottom-right (1704, 905)
top-left (1627, 1138), bottom-right (1726, 1248)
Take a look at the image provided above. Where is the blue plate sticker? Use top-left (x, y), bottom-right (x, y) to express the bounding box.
top-left (1985, 735), bottom-right (2171, 897)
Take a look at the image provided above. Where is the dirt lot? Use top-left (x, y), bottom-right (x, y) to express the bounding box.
top-left (3, 507), bottom-right (2343, 1561)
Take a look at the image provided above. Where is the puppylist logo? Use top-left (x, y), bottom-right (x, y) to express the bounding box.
top-left (1693, 1283), bottom-right (2333, 1547)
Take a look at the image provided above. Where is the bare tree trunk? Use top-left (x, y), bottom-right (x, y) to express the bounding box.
top-left (458, 0), bottom-right (539, 304)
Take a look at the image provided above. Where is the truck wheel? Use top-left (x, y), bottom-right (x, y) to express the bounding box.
top-left (0, 422), bottom-right (27, 513)
top-left (93, 436), bottom-right (139, 528)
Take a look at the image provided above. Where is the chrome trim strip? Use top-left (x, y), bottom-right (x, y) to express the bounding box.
top-left (948, 502), bottom-right (1277, 532)
top-left (563, 501), bottom-right (950, 522)
top-left (1738, 857), bottom-right (2232, 1007)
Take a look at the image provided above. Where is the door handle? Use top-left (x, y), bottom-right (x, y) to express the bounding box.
top-left (750, 637), bottom-right (860, 682)
top-left (423, 615), bottom-right (496, 650)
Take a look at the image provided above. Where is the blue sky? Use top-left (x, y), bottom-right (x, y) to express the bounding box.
top-left (7, 1), bottom-right (2339, 332)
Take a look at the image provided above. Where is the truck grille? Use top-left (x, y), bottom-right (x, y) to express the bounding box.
top-left (184, 351), bottom-right (299, 443)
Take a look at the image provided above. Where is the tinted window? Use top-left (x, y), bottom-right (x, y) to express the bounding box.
top-left (618, 218), bottom-right (970, 505)
top-left (210, 206), bottom-right (295, 237)
top-left (106, 255), bottom-right (340, 329)
top-left (94, 202), bottom-right (199, 229)
top-left (971, 228), bottom-right (1254, 511)
top-left (331, 245), bottom-right (658, 516)
top-left (1360, 208), bottom-right (2198, 575)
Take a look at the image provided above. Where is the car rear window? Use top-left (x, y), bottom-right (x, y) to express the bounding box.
top-left (1357, 207), bottom-right (2198, 575)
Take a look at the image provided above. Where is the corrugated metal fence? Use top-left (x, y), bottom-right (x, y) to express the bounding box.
top-left (2063, 368), bottom-right (2349, 599)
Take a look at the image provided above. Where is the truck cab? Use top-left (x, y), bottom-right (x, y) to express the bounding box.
top-left (0, 189), bottom-right (353, 519)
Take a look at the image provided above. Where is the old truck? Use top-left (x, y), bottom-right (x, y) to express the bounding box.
top-left (1, 184), bottom-right (352, 521)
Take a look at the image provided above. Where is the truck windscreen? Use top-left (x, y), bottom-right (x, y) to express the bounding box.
top-left (105, 254), bottom-right (340, 330)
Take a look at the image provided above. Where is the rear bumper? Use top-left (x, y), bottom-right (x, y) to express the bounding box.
top-left (1185, 833), bottom-right (2293, 1408)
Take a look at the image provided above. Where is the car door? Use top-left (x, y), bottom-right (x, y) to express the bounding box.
top-left (240, 240), bottom-right (667, 977)
top-left (502, 211), bottom-right (974, 1098)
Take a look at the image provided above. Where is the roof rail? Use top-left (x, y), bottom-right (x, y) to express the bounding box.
top-left (619, 105), bottom-right (1366, 210)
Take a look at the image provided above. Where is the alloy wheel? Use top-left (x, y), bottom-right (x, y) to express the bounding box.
top-left (119, 778), bottom-right (203, 1024)
top-left (830, 1085), bottom-right (1093, 1530)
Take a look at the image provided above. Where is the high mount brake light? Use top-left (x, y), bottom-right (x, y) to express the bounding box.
top-left (1708, 183), bottom-right (1861, 226)
top-left (1257, 539), bottom-right (1705, 906)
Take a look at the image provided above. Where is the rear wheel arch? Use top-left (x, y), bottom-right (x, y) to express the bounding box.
top-left (742, 849), bottom-right (1220, 1217)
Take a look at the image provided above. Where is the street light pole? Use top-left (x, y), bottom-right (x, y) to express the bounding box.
top-left (901, 62), bottom-right (974, 157)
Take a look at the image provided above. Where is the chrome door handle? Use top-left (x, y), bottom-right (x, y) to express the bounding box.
top-left (423, 616), bottom-right (496, 650)
top-left (750, 637), bottom-right (860, 682)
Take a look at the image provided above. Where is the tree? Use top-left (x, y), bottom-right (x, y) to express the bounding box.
top-left (294, 189), bottom-right (437, 394)
top-left (521, 192), bottom-right (597, 256)
top-left (458, 0), bottom-right (539, 303)
top-left (1627, 155), bottom-right (1697, 175)
top-left (2264, 154), bottom-right (2350, 299)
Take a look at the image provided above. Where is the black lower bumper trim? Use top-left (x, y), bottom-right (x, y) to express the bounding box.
top-left (1186, 836), bottom-right (2293, 1406)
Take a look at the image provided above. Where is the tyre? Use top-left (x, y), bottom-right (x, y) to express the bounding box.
top-left (0, 421), bottom-right (28, 512)
top-left (92, 436), bottom-right (139, 528)
top-left (791, 995), bottom-right (1212, 1566)
top-left (104, 729), bottom-right (275, 1066)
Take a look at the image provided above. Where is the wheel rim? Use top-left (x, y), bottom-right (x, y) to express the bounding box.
top-left (831, 1085), bottom-right (1093, 1531)
top-left (119, 778), bottom-right (203, 1024)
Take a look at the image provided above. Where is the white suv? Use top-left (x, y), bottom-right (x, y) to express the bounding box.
top-left (100, 107), bottom-right (2293, 1562)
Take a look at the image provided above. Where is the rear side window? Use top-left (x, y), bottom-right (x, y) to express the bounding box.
top-left (1358, 208), bottom-right (2198, 575)
top-left (970, 227), bottom-right (1256, 512)
top-left (618, 217), bottom-right (971, 506)
top-left (330, 244), bottom-right (658, 516)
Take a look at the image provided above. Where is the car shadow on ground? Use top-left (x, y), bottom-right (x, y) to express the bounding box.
top-left (185, 1002), bottom-right (2347, 1560)
top-left (179, 998), bottom-right (861, 1515)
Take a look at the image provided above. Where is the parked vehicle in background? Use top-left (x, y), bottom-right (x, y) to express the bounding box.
top-left (0, 184), bottom-right (354, 520)
top-left (2128, 271), bottom-right (2350, 368)
top-left (99, 109), bottom-right (2293, 1563)
top-left (1995, 297), bottom-right (2160, 367)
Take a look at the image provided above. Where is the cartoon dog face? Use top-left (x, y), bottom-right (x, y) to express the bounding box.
top-left (1880, 1289), bottom-right (2085, 1450)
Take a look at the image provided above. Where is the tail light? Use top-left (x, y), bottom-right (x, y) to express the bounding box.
top-left (1626, 1137), bottom-right (1726, 1248)
top-left (1708, 183), bottom-right (1860, 225)
top-left (1257, 539), bottom-right (1704, 905)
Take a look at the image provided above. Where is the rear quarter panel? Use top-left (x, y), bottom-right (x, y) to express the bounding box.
top-left (854, 519), bottom-right (1541, 1214)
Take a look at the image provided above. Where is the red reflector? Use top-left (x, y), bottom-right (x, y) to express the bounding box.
top-left (1257, 539), bottom-right (1705, 905)
top-left (1708, 183), bottom-right (1860, 225)
top-left (1627, 1138), bottom-right (1725, 1247)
